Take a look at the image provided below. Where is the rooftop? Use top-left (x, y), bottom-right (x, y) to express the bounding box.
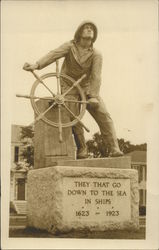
top-left (11, 124), bottom-right (23, 143)
top-left (126, 150), bottom-right (146, 163)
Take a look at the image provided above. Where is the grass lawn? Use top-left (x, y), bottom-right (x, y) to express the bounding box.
top-left (9, 227), bottom-right (145, 239)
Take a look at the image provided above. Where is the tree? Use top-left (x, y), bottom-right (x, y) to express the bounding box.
top-left (86, 131), bottom-right (147, 158)
top-left (20, 126), bottom-right (34, 140)
top-left (118, 138), bottom-right (131, 154)
top-left (20, 126), bottom-right (34, 167)
top-left (86, 132), bottom-right (109, 158)
top-left (92, 132), bottom-right (110, 157)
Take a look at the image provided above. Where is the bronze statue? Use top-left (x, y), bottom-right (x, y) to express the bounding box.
top-left (23, 21), bottom-right (123, 159)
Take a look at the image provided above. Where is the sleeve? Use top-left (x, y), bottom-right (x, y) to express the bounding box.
top-left (36, 41), bottom-right (73, 69)
top-left (88, 50), bottom-right (103, 98)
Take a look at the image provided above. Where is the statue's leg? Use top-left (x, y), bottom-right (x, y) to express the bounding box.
top-left (72, 125), bottom-right (88, 159)
top-left (65, 94), bottom-right (88, 159)
top-left (87, 96), bottom-right (123, 157)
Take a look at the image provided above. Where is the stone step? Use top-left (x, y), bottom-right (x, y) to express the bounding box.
top-left (10, 216), bottom-right (27, 226)
top-left (13, 201), bottom-right (27, 215)
top-left (139, 216), bottom-right (146, 226)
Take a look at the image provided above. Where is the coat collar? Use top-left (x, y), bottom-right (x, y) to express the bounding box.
top-left (71, 41), bottom-right (94, 67)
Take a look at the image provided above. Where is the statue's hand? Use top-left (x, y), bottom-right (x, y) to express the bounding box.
top-left (23, 62), bottom-right (39, 71)
top-left (88, 97), bottom-right (99, 108)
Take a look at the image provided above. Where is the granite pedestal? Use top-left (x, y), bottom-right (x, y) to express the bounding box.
top-left (27, 157), bottom-right (139, 234)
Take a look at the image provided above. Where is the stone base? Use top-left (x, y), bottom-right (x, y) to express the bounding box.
top-left (27, 161), bottom-right (139, 234)
top-left (57, 156), bottom-right (131, 169)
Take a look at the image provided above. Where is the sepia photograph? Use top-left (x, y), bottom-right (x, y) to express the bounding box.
top-left (1, 0), bottom-right (159, 249)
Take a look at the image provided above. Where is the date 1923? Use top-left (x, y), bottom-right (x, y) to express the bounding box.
top-left (106, 210), bottom-right (119, 216)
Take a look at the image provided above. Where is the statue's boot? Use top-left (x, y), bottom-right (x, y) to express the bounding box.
top-left (73, 132), bottom-right (88, 159)
top-left (77, 147), bottom-right (88, 159)
top-left (101, 125), bottom-right (124, 157)
top-left (109, 151), bottom-right (124, 157)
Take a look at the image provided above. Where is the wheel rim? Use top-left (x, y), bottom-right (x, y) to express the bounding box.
top-left (30, 73), bottom-right (87, 127)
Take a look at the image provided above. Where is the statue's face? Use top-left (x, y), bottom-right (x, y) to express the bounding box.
top-left (80, 24), bottom-right (94, 39)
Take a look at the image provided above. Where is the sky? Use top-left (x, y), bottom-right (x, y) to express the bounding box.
top-left (1, 0), bottom-right (158, 144)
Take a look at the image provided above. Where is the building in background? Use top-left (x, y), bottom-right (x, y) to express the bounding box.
top-left (10, 125), bottom-right (29, 214)
top-left (127, 150), bottom-right (147, 209)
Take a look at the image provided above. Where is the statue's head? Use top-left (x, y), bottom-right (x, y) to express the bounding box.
top-left (74, 21), bottom-right (98, 43)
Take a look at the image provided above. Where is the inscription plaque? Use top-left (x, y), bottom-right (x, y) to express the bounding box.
top-left (63, 177), bottom-right (131, 223)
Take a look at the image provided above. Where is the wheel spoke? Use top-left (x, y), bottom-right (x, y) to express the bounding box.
top-left (58, 104), bottom-right (63, 142)
top-left (29, 102), bottom-right (56, 126)
top-left (56, 60), bottom-right (61, 95)
top-left (62, 103), bottom-right (90, 132)
top-left (31, 70), bottom-right (55, 97)
top-left (64, 99), bottom-right (89, 104)
top-left (16, 94), bottom-right (55, 101)
top-left (62, 74), bottom-right (86, 97)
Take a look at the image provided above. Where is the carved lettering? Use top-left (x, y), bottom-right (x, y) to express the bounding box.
top-left (85, 199), bottom-right (91, 204)
top-left (90, 190), bottom-right (98, 195)
top-left (95, 199), bottom-right (111, 205)
top-left (63, 177), bottom-right (131, 222)
top-left (76, 210), bottom-right (89, 216)
top-left (117, 190), bottom-right (127, 196)
top-left (74, 181), bottom-right (90, 188)
top-left (93, 181), bottom-right (109, 188)
top-left (101, 190), bottom-right (113, 196)
top-left (112, 182), bottom-right (122, 188)
top-left (106, 210), bottom-right (120, 216)
top-left (68, 189), bottom-right (87, 195)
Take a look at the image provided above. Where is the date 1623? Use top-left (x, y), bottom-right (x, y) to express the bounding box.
top-left (76, 210), bottom-right (89, 216)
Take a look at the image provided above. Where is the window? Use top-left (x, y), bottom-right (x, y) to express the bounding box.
top-left (14, 146), bottom-right (19, 162)
top-left (139, 189), bottom-right (144, 206)
top-left (139, 166), bottom-right (143, 182)
top-left (27, 146), bottom-right (31, 154)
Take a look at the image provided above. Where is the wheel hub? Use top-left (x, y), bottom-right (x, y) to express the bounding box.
top-left (54, 94), bottom-right (64, 105)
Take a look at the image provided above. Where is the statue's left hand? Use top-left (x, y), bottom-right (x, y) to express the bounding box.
top-left (23, 62), bottom-right (39, 71)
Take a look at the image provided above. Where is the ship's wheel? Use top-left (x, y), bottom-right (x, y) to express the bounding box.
top-left (17, 60), bottom-right (90, 142)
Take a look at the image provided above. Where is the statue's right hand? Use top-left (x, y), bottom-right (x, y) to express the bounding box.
top-left (23, 62), bottom-right (38, 71)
